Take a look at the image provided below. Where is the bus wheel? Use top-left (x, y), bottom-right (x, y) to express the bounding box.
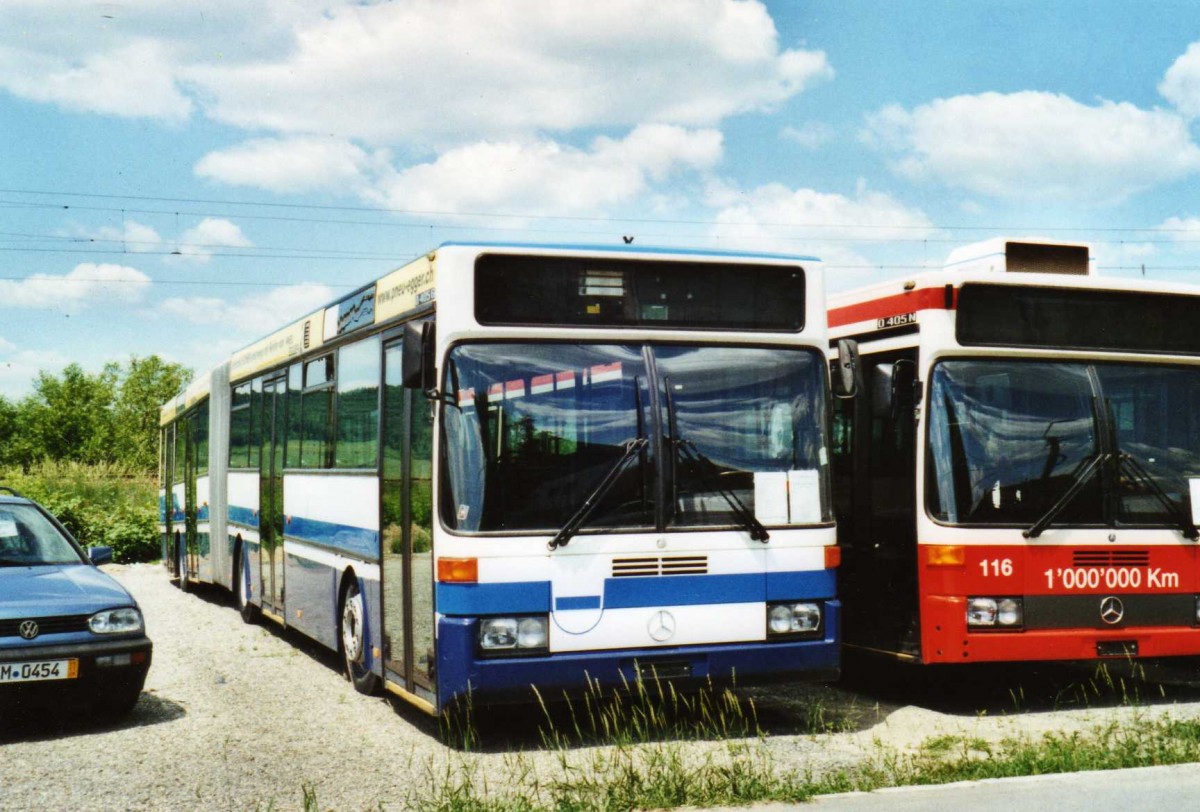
top-left (235, 544), bottom-right (258, 624)
top-left (340, 579), bottom-right (380, 695)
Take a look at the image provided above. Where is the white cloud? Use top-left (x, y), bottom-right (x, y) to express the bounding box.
top-left (1156, 216), bottom-right (1200, 239)
top-left (369, 125), bottom-right (722, 217)
top-left (186, 0), bottom-right (829, 145)
top-left (1, 2), bottom-right (828, 141)
top-left (863, 91), bottom-right (1200, 204)
top-left (0, 336), bottom-right (15, 353)
top-left (0, 40), bottom-right (192, 121)
top-left (0, 263), bottom-right (152, 310)
top-left (0, 0), bottom-right (327, 121)
top-left (1160, 42), bottom-right (1200, 118)
top-left (707, 181), bottom-right (935, 286)
top-left (195, 137), bottom-right (390, 195)
top-left (781, 122), bottom-right (834, 150)
top-left (173, 218), bottom-right (254, 263)
top-left (0, 346), bottom-right (71, 400)
top-left (86, 221), bottom-right (164, 253)
top-left (160, 283), bottom-right (335, 331)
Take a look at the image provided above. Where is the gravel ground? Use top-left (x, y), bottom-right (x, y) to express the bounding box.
top-left (4, 564), bottom-right (1200, 811)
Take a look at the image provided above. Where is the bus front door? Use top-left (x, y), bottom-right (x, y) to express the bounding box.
top-left (381, 338), bottom-right (436, 707)
top-left (259, 374), bottom-right (287, 618)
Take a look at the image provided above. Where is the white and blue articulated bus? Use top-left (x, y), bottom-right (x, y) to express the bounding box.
top-left (159, 243), bottom-right (840, 714)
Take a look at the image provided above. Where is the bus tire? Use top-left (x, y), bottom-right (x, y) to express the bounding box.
top-left (235, 542), bottom-right (258, 624)
top-left (340, 577), bottom-right (380, 695)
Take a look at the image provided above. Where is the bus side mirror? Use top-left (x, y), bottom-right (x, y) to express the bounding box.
top-left (833, 339), bottom-right (861, 399)
top-left (890, 358), bottom-right (920, 422)
top-left (402, 321), bottom-right (436, 394)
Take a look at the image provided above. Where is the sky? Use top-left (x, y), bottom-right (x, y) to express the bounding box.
top-left (3, 0), bottom-right (1200, 398)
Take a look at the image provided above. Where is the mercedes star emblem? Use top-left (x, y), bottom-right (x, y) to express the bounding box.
top-left (647, 610), bottom-right (676, 642)
top-left (18, 620), bottom-right (39, 640)
top-left (1099, 596), bottom-right (1125, 626)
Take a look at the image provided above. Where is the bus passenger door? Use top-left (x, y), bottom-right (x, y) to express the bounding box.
top-left (184, 412), bottom-right (199, 579)
top-left (381, 338), bottom-right (436, 705)
top-left (842, 351), bottom-right (920, 656)
top-left (259, 375), bottom-right (287, 618)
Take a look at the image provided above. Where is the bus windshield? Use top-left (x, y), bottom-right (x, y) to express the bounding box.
top-left (440, 343), bottom-right (830, 535)
top-left (927, 360), bottom-right (1200, 528)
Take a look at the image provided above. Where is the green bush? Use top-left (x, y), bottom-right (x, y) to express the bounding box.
top-left (0, 461), bottom-right (159, 563)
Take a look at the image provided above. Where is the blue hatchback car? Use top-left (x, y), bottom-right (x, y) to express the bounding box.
top-left (0, 488), bottom-right (152, 718)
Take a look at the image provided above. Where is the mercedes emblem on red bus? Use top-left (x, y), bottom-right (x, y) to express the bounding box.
top-left (1099, 596), bottom-right (1125, 625)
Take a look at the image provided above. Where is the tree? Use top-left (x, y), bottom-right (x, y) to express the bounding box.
top-left (4, 356), bottom-right (191, 472)
top-left (18, 363), bottom-right (119, 465)
top-left (112, 356), bottom-right (192, 472)
top-left (0, 395), bottom-right (16, 468)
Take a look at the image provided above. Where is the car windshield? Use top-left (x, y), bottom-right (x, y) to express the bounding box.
top-left (927, 360), bottom-right (1200, 528)
top-left (440, 343), bottom-right (830, 534)
top-left (0, 504), bottom-right (84, 566)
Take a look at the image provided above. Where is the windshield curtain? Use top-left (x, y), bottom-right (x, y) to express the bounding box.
top-left (440, 342), bottom-right (831, 535)
top-left (0, 505), bottom-right (84, 566)
top-left (927, 359), bottom-right (1200, 527)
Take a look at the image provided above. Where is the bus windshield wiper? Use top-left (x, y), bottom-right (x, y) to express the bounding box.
top-left (1024, 453), bottom-right (1108, 539)
top-left (1117, 451), bottom-right (1200, 541)
top-left (548, 437), bottom-right (648, 551)
top-left (675, 438), bottom-right (769, 543)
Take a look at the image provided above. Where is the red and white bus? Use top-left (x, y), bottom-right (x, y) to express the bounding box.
top-left (828, 239), bottom-right (1200, 664)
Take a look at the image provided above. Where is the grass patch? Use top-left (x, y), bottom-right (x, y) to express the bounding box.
top-left (412, 710), bottom-right (1200, 811)
top-left (534, 674), bottom-right (765, 749)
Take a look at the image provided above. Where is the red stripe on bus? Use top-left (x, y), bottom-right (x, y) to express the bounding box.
top-left (828, 287), bottom-right (956, 328)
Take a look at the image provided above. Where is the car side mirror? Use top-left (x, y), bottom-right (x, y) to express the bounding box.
top-left (833, 339), bottom-right (861, 399)
top-left (89, 546), bottom-right (113, 566)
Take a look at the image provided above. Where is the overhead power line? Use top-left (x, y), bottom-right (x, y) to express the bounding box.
top-left (3, 186), bottom-right (1200, 234)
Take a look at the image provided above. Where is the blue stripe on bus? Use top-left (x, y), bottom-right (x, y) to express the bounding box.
top-left (766, 569), bottom-right (837, 601)
top-left (437, 569), bottom-right (836, 616)
top-left (285, 515), bottom-right (379, 560)
top-left (555, 595), bottom-right (602, 611)
top-left (438, 581), bottom-right (552, 615)
top-left (229, 505), bottom-right (258, 529)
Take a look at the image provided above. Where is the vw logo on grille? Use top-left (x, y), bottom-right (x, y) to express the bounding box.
top-left (18, 620), bottom-right (39, 640)
top-left (1100, 596), bottom-right (1125, 626)
top-left (647, 610), bottom-right (676, 642)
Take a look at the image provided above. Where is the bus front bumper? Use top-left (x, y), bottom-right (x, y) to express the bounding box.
top-left (435, 600), bottom-right (840, 707)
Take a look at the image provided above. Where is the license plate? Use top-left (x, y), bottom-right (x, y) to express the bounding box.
top-left (0, 659), bottom-right (79, 683)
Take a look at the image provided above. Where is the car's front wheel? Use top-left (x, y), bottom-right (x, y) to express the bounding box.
top-left (94, 681), bottom-right (143, 720)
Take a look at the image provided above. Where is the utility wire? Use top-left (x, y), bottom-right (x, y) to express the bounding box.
top-left (3, 187), bottom-right (1200, 234)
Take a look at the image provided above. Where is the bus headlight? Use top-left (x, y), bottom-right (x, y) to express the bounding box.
top-left (479, 616), bottom-right (549, 654)
top-left (967, 597), bottom-right (1023, 629)
top-left (766, 602), bottom-right (822, 636)
top-left (89, 607), bottom-right (144, 635)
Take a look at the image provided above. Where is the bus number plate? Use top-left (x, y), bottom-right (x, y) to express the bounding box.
top-left (877, 313), bottom-right (915, 329)
top-left (0, 658), bottom-right (78, 683)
